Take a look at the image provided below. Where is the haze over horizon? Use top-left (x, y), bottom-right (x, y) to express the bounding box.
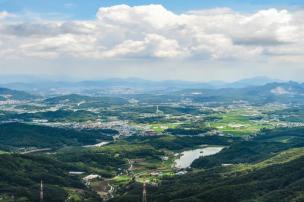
top-left (1, 0), bottom-right (304, 81)
top-left (0, 74), bottom-right (288, 85)
top-left (2, 2), bottom-right (304, 201)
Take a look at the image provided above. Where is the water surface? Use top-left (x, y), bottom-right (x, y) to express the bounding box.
top-left (175, 146), bottom-right (224, 169)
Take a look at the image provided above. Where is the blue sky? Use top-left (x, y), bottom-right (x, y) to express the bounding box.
top-left (1, 0), bottom-right (304, 81)
top-left (0, 0), bottom-right (304, 19)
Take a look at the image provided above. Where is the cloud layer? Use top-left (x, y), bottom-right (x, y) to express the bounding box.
top-left (0, 5), bottom-right (304, 62)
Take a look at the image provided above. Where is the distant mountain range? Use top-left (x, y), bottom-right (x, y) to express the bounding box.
top-left (0, 78), bottom-right (303, 105)
top-left (225, 77), bottom-right (282, 88)
top-left (0, 76), bottom-right (284, 95)
top-left (0, 87), bottom-right (37, 101)
top-left (177, 81), bottom-right (304, 104)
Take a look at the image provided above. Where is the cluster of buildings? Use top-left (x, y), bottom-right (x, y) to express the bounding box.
top-left (277, 122), bottom-right (304, 128)
top-left (0, 100), bottom-right (21, 105)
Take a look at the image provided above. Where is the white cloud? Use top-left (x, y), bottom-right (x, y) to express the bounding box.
top-left (0, 5), bottom-right (304, 61)
top-left (101, 34), bottom-right (184, 58)
top-left (0, 11), bottom-right (10, 19)
top-left (97, 4), bottom-right (178, 30)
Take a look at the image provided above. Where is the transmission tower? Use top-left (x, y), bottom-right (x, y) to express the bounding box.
top-left (156, 105), bottom-right (160, 114)
top-left (11, 194), bottom-right (15, 202)
top-left (142, 181), bottom-right (147, 202)
top-left (40, 180), bottom-right (44, 202)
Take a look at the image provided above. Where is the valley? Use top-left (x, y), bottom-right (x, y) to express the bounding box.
top-left (0, 80), bottom-right (304, 201)
top-left (2, 0), bottom-right (304, 201)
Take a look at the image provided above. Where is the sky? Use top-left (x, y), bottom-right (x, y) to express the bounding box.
top-left (0, 0), bottom-right (304, 82)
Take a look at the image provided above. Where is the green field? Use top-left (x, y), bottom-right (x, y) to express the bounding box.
top-left (208, 108), bottom-right (276, 136)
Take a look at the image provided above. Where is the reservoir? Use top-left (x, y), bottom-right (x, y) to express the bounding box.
top-left (175, 146), bottom-right (224, 169)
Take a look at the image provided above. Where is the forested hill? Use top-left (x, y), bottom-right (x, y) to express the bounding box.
top-left (136, 152), bottom-right (304, 202)
top-left (0, 154), bottom-right (101, 202)
top-left (191, 127), bottom-right (304, 168)
top-left (0, 122), bottom-right (116, 151)
top-left (0, 87), bottom-right (37, 101)
top-left (110, 127), bottom-right (304, 202)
